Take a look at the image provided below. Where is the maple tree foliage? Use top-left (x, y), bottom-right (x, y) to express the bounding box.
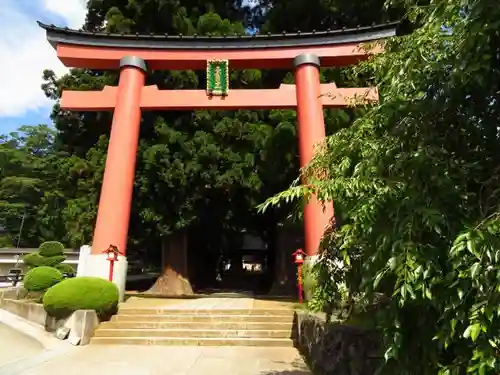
top-left (261, 0), bottom-right (500, 373)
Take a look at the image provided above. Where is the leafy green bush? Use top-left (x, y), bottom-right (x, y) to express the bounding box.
top-left (23, 266), bottom-right (63, 292)
top-left (302, 264), bottom-right (317, 301)
top-left (43, 277), bottom-right (119, 319)
top-left (56, 263), bottom-right (76, 277)
top-left (260, 2), bottom-right (500, 372)
top-left (39, 241), bottom-right (64, 257)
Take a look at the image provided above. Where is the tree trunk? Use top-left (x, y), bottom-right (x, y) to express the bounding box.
top-left (147, 231), bottom-right (194, 296)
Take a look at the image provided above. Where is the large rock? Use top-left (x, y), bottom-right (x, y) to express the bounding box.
top-left (294, 311), bottom-right (381, 375)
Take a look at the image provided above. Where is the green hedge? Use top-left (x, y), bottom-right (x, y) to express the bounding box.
top-left (39, 241), bottom-right (64, 257)
top-left (23, 266), bottom-right (63, 292)
top-left (43, 277), bottom-right (119, 319)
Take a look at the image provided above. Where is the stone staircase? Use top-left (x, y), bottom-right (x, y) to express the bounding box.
top-left (90, 305), bottom-right (296, 346)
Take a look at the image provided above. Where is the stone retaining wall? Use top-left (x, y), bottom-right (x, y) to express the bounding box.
top-left (294, 311), bottom-right (381, 375)
top-left (0, 297), bottom-right (68, 332)
top-left (0, 288), bottom-right (99, 345)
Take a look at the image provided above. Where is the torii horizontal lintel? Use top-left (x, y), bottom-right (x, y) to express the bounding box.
top-left (60, 84), bottom-right (378, 111)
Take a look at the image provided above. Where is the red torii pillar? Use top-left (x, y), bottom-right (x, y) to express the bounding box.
top-left (294, 53), bottom-right (334, 262)
top-left (85, 57), bottom-right (147, 297)
top-left (92, 56), bottom-right (146, 255)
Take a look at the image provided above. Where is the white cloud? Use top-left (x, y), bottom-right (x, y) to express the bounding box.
top-left (0, 0), bottom-right (87, 119)
top-left (42, 0), bottom-right (87, 29)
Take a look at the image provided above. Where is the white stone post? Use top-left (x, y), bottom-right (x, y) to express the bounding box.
top-left (76, 245), bottom-right (91, 277)
top-left (76, 245), bottom-right (128, 302)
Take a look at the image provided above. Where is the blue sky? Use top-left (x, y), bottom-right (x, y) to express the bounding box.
top-left (0, 0), bottom-right (87, 136)
top-left (0, 0), bottom-right (259, 137)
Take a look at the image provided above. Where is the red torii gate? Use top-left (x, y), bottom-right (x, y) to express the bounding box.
top-left (39, 22), bottom-right (398, 295)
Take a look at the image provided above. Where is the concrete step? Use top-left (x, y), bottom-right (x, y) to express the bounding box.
top-left (95, 306), bottom-right (296, 347)
top-left (117, 308), bottom-right (294, 316)
top-left (94, 328), bottom-right (292, 339)
top-left (90, 336), bottom-right (294, 347)
top-left (111, 314), bottom-right (293, 323)
top-left (100, 321), bottom-right (293, 330)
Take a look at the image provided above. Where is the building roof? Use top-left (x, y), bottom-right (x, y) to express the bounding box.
top-left (38, 21), bottom-right (400, 51)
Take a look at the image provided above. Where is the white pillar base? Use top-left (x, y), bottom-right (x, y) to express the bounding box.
top-left (78, 254), bottom-right (128, 302)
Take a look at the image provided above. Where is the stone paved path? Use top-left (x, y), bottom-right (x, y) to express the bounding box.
top-left (17, 345), bottom-right (311, 375)
top-left (1, 297), bottom-right (310, 375)
top-left (0, 323), bottom-right (44, 366)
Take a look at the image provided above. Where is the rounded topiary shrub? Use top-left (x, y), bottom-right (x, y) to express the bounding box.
top-left (39, 241), bottom-right (64, 257)
top-left (43, 277), bottom-right (119, 319)
top-left (56, 263), bottom-right (76, 277)
top-left (23, 253), bottom-right (46, 268)
top-left (41, 255), bottom-right (67, 267)
top-left (23, 266), bottom-right (63, 292)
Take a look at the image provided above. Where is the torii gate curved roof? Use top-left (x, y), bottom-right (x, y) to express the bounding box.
top-left (37, 21), bottom-right (399, 70)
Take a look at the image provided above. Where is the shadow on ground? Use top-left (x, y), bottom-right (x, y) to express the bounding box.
top-left (259, 371), bottom-right (311, 375)
top-left (257, 358), bottom-right (312, 375)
